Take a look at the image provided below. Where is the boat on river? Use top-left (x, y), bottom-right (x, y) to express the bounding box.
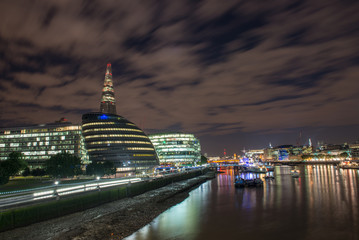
top-left (234, 177), bottom-right (263, 188)
top-left (264, 175), bottom-right (275, 180)
top-left (265, 165), bottom-right (275, 171)
top-left (338, 161), bottom-right (359, 169)
top-left (290, 169), bottom-right (300, 178)
top-left (246, 164), bottom-right (267, 173)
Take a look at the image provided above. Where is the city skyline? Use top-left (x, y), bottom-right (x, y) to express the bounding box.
top-left (1, 1), bottom-right (359, 156)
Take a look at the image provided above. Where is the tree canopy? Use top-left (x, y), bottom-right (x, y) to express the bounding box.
top-left (200, 155), bottom-right (208, 165)
top-left (0, 152), bottom-right (27, 185)
top-left (45, 152), bottom-right (82, 178)
top-left (86, 161), bottom-right (116, 177)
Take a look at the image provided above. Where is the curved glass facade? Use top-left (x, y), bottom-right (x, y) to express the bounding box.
top-left (149, 133), bottom-right (201, 166)
top-left (82, 112), bottom-right (159, 172)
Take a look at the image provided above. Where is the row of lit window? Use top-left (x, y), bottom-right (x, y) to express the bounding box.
top-left (127, 147), bottom-right (155, 151)
top-left (159, 155), bottom-right (199, 158)
top-left (133, 154), bottom-right (155, 157)
top-left (154, 145), bottom-right (200, 149)
top-left (85, 134), bottom-right (148, 139)
top-left (82, 122), bottom-right (116, 127)
top-left (87, 140), bottom-right (151, 145)
top-left (150, 138), bottom-right (197, 143)
top-left (22, 150), bottom-right (75, 156)
top-left (149, 134), bottom-right (196, 139)
top-left (83, 122), bottom-right (137, 128)
top-left (0, 138), bottom-right (74, 143)
top-left (1, 141), bottom-right (76, 148)
top-left (83, 128), bottom-right (142, 133)
top-left (156, 147), bottom-right (199, 152)
top-left (87, 147), bottom-right (154, 152)
top-left (0, 132), bottom-right (79, 138)
top-left (2, 126), bottom-right (81, 135)
top-left (87, 148), bottom-right (107, 152)
top-left (159, 159), bottom-right (198, 162)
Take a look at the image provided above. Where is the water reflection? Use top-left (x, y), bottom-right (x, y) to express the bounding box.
top-left (125, 165), bottom-right (359, 240)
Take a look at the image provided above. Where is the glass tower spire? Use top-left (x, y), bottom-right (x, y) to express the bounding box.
top-left (100, 63), bottom-right (117, 114)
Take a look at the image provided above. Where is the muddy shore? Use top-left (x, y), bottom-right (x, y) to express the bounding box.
top-left (0, 171), bottom-right (215, 240)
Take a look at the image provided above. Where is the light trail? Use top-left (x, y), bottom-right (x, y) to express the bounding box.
top-left (0, 167), bottom-right (203, 209)
top-left (0, 177), bottom-right (142, 209)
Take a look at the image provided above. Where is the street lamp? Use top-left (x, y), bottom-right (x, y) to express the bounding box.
top-left (54, 181), bottom-right (59, 200)
top-left (96, 176), bottom-right (100, 191)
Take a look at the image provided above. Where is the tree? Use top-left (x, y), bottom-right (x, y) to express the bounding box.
top-left (0, 165), bottom-right (10, 185)
top-left (86, 161), bottom-right (116, 177)
top-left (45, 152), bottom-right (82, 178)
top-left (5, 152), bottom-right (27, 176)
top-left (200, 155), bottom-right (208, 165)
top-left (301, 154), bottom-right (312, 160)
top-left (0, 152), bottom-right (27, 185)
top-left (22, 167), bottom-right (31, 176)
top-left (339, 152), bottom-right (349, 159)
top-left (31, 168), bottom-right (47, 176)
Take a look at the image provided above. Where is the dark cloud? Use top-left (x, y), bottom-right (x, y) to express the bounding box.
top-left (0, 0), bottom-right (359, 155)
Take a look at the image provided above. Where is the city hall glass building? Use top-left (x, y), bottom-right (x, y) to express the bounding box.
top-left (82, 63), bottom-right (159, 172)
top-left (0, 119), bottom-right (89, 169)
top-left (149, 133), bottom-right (201, 166)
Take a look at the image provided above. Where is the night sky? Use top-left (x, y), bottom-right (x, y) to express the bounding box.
top-left (1, 0), bottom-right (359, 156)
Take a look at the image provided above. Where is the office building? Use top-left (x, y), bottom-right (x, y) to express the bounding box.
top-left (148, 133), bottom-right (201, 166)
top-left (0, 118), bottom-right (89, 169)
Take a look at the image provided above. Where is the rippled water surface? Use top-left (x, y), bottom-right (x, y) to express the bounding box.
top-left (125, 165), bottom-right (359, 240)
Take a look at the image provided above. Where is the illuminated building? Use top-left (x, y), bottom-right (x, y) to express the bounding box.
top-left (244, 149), bottom-right (264, 161)
top-left (350, 143), bottom-right (359, 160)
top-left (0, 118), bottom-right (89, 168)
top-left (82, 63), bottom-right (159, 172)
top-left (148, 133), bottom-right (201, 166)
top-left (100, 63), bottom-right (117, 115)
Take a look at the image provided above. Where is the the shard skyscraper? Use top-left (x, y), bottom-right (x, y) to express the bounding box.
top-left (100, 63), bottom-right (117, 114)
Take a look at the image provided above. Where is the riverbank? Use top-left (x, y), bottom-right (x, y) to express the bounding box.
top-left (0, 171), bottom-right (215, 240)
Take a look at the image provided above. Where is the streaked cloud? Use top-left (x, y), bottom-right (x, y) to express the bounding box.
top-left (0, 0), bottom-right (358, 154)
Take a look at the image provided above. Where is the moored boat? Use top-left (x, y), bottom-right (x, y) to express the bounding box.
top-left (265, 165), bottom-right (275, 171)
top-left (264, 175), bottom-right (275, 180)
top-left (290, 169), bottom-right (300, 178)
top-left (338, 161), bottom-right (359, 169)
top-left (247, 165), bottom-right (267, 173)
top-left (234, 177), bottom-right (263, 188)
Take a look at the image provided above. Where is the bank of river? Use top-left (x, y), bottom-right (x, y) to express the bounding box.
top-left (0, 172), bottom-right (215, 240)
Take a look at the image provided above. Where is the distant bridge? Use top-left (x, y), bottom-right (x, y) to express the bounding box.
top-left (208, 159), bottom-right (240, 164)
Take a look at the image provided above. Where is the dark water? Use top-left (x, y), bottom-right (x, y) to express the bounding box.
top-left (125, 165), bottom-right (359, 240)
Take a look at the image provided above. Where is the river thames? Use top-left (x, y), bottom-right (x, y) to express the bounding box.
top-left (125, 165), bottom-right (359, 240)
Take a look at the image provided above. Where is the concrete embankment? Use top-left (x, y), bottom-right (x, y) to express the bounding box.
top-left (0, 171), bottom-right (215, 240)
